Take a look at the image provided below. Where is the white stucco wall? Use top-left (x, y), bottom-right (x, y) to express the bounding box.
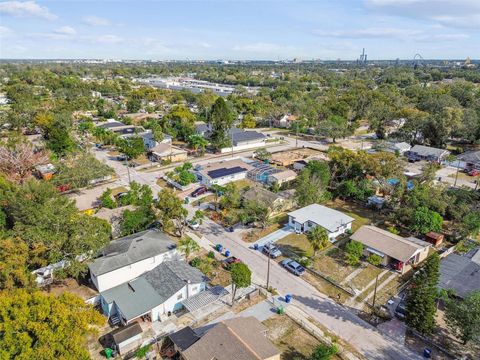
top-left (201, 171), bottom-right (247, 187)
top-left (288, 216), bottom-right (352, 242)
top-left (219, 140), bottom-right (266, 153)
top-left (93, 249), bottom-right (180, 292)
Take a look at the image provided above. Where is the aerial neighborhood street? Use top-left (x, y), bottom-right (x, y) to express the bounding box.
top-left (1, 3), bottom-right (480, 359)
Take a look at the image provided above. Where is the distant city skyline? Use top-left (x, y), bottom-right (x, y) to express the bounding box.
top-left (0, 0), bottom-right (479, 60)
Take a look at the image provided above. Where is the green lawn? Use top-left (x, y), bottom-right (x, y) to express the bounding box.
top-left (277, 233), bottom-right (313, 257)
top-left (325, 199), bottom-right (380, 231)
top-left (349, 265), bottom-right (384, 292)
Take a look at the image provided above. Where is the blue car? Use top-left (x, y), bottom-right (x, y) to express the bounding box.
top-left (280, 259), bottom-right (305, 276)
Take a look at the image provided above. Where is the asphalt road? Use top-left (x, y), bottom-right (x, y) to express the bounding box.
top-left (82, 140), bottom-right (421, 359)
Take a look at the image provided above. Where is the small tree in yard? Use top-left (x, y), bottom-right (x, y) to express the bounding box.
top-left (367, 254), bottom-right (382, 266)
top-left (345, 240), bottom-right (363, 266)
top-left (178, 236), bottom-right (200, 261)
top-left (230, 263), bottom-right (251, 305)
top-left (99, 188), bottom-right (116, 209)
top-left (309, 343), bottom-right (339, 360)
top-left (409, 206), bottom-right (443, 235)
top-left (307, 226), bottom-right (329, 256)
top-left (445, 290), bottom-right (480, 345)
top-left (405, 253), bottom-right (440, 335)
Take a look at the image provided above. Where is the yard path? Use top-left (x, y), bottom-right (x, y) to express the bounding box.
top-left (340, 266), bottom-right (365, 286)
top-left (363, 272), bottom-right (398, 305)
top-left (345, 269), bottom-right (389, 307)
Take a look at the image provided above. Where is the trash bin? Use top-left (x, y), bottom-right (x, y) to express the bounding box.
top-left (423, 348), bottom-right (432, 358)
top-left (225, 250), bottom-right (231, 257)
top-left (285, 294), bottom-right (292, 303)
top-left (184, 197), bottom-right (189, 204)
top-left (104, 348), bottom-right (113, 359)
top-left (216, 244), bottom-right (223, 252)
top-left (277, 306), bottom-right (285, 315)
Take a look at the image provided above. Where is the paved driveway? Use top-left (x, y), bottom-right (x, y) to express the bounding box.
top-left (189, 212), bottom-right (421, 360)
top-left (251, 225), bottom-right (293, 248)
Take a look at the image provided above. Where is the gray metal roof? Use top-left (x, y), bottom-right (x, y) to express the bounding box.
top-left (101, 277), bottom-right (164, 321)
top-left (439, 252), bottom-right (480, 298)
top-left (288, 204), bottom-right (355, 233)
top-left (409, 145), bottom-right (449, 158)
top-left (97, 121), bottom-right (125, 129)
top-left (89, 230), bottom-right (175, 276)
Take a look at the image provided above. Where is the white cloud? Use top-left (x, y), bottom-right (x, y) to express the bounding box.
top-left (0, 1), bottom-right (57, 20)
top-left (364, 0), bottom-right (480, 29)
top-left (92, 34), bottom-right (123, 44)
top-left (313, 27), bottom-right (422, 39)
top-left (54, 26), bottom-right (76, 36)
top-left (0, 25), bottom-right (12, 36)
top-left (82, 15), bottom-right (110, 26)
top-left (312, 27), bottom-right (469, 43)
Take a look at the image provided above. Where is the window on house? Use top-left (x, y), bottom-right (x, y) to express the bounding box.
top-left (192, 286), bottom-right (198, 292)
top-left (177, 293), bottom-right (183, 300)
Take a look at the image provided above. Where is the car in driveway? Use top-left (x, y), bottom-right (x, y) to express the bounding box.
top-left (262, 244), bottom-right (282, 258)
top-left (191, 186), bottom-right (207, 197)
top-left (394, 299), bottom-right (407, 320)
top-left (222, 256), bottom-right (241, 269)
top-left (188, 220), bottom-right (200, 230)
top-left (468, 169), bottom-right (479, 176)
top-left (280, 259), bottom-right (305, 276)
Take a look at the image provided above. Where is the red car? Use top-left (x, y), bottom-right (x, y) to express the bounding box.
top-left (468, 169), bottom-right (479, 176)
top-left (191, 186), bottom-right (207, 197)
top-left (222, 256), bottom-right (241, 269)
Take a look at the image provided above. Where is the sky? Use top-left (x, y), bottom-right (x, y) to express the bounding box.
top-left (0, 0), bottom-right (479, 60)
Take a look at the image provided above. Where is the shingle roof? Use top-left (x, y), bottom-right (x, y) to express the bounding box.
top-left (410, 145), bottom-right (449, 158)
top-left (242, 186), bottom-right (281, 205)
top-left (112, 322), bottom-right (143, 345)
top-left (143, 261), bottom-right (206, 303)
top-left (101, 261), bottom-right (206, 321)
top-left (229, 128), bottom-right (266, 145)
top-left (351, 225), bottom-right (431, 263)
top-left (439, 251), bottom-right (480, 298)
top-left (457, 150), bottom-right (480, 164)
top-left (89, 230), bottom-right (175, 276)
top-left (97, 121), bottom-right (125, 129)
top-left (288, 204), bottom-right (355, 233)
top-left (169, 326), bottom-right (201, 351)
top-left (182, 317), bottom-right (280, 360)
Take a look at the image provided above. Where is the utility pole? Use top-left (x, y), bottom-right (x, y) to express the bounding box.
top-left (371, 274), bottom-right (379, 315)
top-left (231, 130), bottom-right (234, 158)
top-left (266, 252), bottom-right (271, 291)
top-left (453, 159), bottom-right (460, 187)
top-left (296, 125), bottom-right (298, 148)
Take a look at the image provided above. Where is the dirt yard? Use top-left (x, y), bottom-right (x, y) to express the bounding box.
top-left (263, 315), bottom-right (320, 360)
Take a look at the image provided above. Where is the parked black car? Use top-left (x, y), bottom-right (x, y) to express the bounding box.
top-left (191, 186), bottom-right (207, 197)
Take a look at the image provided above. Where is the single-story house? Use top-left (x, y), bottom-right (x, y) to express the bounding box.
top-left (388, 142), bottom-right (411, 155)
top-left (287, 204), bottom-right (355, 241)
top-left (148, 143), bottom-right (188, 163)
top-left (456, 150), bottom-right (480, 171)
top-left (406, 145), bottom-right (450, 162)
top-left (367, 195), bottom-right (386, 209)
top-left (196, 158), bottom-right (253, 187)
top-left (275, 114), bottom-right (297, 128)
top-left (220, 128), bottom-right (266, 153)
top-left (293, 160), bottom-right (309, 171)
top-left (439, 248), bottom-right (480, 299)
top-left (195, 122), bottom-right (211, 136)
top-left (109, 322), bottom-right (143, 355)
top-left (267, 169), bottom-right (297, 185)
top-left (350, 225), bottom-right (431, 274)
top-left (97, 119), bottom-right (126, 130)
top-left (242, 186), bottom-right (293, 216)
top-left (89, 229), bottom-right (180, 292)
top-left (100, 261), bottom-right (206, 326)
top-left (164, 316), bottom-right (281, 360)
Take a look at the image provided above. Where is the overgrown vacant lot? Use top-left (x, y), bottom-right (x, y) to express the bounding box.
top-left (263, 315), bottom-right (320, 360)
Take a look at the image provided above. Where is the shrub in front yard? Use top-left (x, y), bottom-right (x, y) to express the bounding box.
top-left (345, 240), bottom-right (363, 266)
top-left (309, 343), bottom-right (339, 360)
top-left (207, 251), bottom-right (215, 259)
top-left (189, 257), bottom-right (201, 267)
top-left (367, 254), bottom-right (382, 266)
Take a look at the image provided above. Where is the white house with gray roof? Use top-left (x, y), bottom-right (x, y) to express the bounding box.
top-left (287, 204), bottom-right (355, 241)
top-left (406, 145), bottom-right (450, 163)
top-left (100, 261), bottom-right (206, 326)
top-left (89, 229), bottom-right (180, 292)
